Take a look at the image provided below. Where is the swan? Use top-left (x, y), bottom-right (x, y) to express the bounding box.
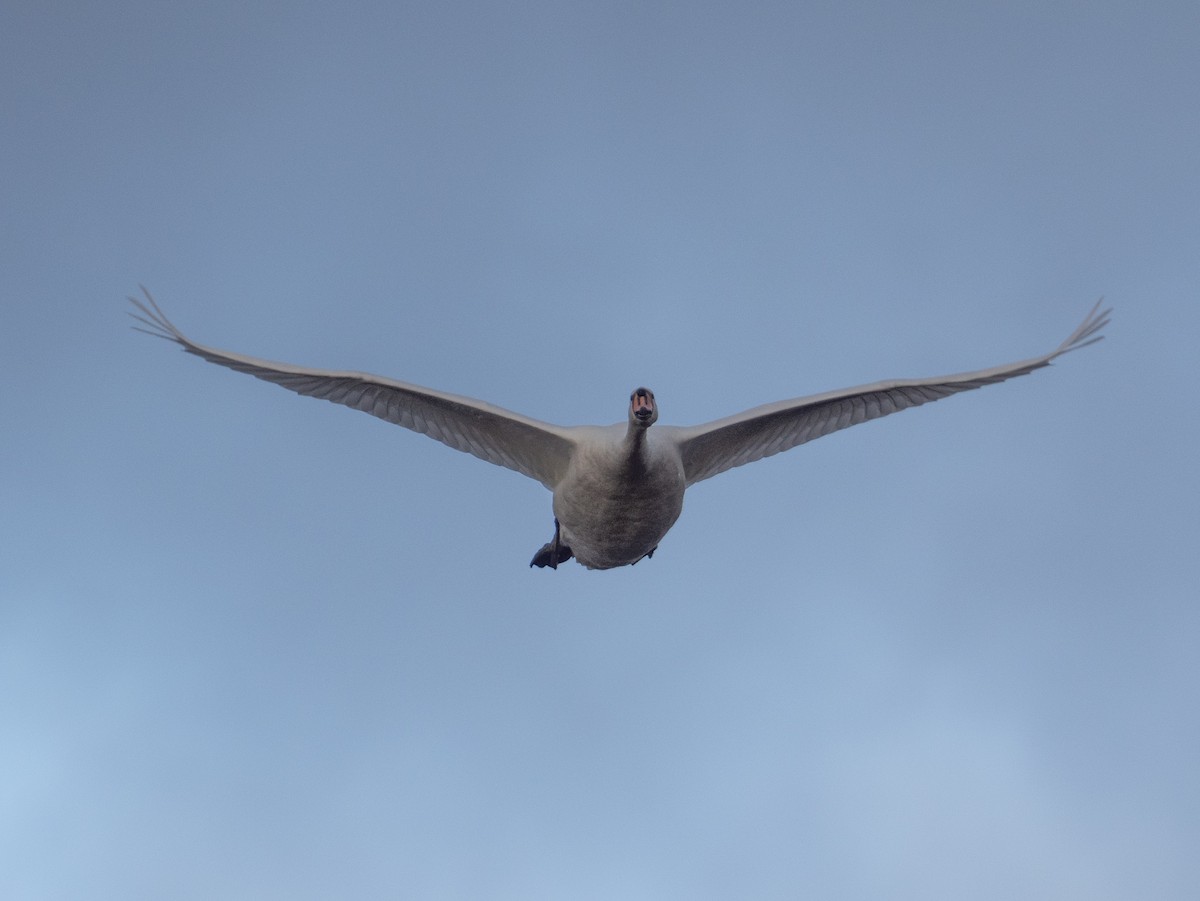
top-left (129, 290), bottom-right (1109, 570)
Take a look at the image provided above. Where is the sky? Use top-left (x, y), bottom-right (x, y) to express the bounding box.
top-left (2, 1), bottom-right (1198, 898)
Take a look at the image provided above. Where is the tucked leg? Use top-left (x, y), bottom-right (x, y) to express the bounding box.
top-left (630, 546), bottom-right (657, 566)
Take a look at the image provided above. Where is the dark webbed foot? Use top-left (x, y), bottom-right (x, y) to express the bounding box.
top-left (530, 542), bottom-right (574, 568)
top-left (530, 519), bottom-right (574, 569)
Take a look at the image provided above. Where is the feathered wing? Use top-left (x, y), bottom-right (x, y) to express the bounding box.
top-left (129, 289), bottom-right (574, 489)
top-left (673, 301), bottom-right (1110, 485)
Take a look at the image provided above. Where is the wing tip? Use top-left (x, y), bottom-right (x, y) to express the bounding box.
top-left (1053, 298), bottom-right (1112, 358)
top-left (127, 286), bottom-right (187, 344)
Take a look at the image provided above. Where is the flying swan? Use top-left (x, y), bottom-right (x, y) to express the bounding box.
top-left (130, 291), bottom-right (1109, 570)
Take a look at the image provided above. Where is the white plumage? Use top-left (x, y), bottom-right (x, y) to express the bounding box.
top-left (131, 291), bottom-right (1108, 569)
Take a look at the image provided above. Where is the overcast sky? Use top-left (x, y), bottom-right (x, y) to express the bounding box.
top-left (2, 2), bottom-right (1197, 898)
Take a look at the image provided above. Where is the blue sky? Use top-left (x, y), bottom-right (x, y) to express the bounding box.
top-left (3, 2), bottom-right (1197, 897)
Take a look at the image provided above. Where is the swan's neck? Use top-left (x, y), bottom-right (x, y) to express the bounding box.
top-left (621, 424), bottom-right (652, 473)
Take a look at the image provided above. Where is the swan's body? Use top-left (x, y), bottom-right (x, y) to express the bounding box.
top-left (547, 418), bottom-right (686, 568)
top-left (130, 291), bottom-right (1109, 569)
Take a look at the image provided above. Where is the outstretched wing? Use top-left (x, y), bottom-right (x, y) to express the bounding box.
top-left (130, 288), bottom-right (574, 489)
top-left (672, 301), bottom-right (1109, 485)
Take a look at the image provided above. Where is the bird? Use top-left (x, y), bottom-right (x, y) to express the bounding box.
top-left (130, 290), bottom-right (1109, 570)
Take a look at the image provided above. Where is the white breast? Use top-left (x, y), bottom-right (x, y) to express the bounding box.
top-left (552, 427), bottom-right (686, 569)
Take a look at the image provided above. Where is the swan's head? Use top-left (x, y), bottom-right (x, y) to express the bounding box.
top-left (629, 387), bottom-right (658, 427)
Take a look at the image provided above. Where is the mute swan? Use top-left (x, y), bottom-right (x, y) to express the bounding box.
top-left (130, 291), bottom-right (1109, 570)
